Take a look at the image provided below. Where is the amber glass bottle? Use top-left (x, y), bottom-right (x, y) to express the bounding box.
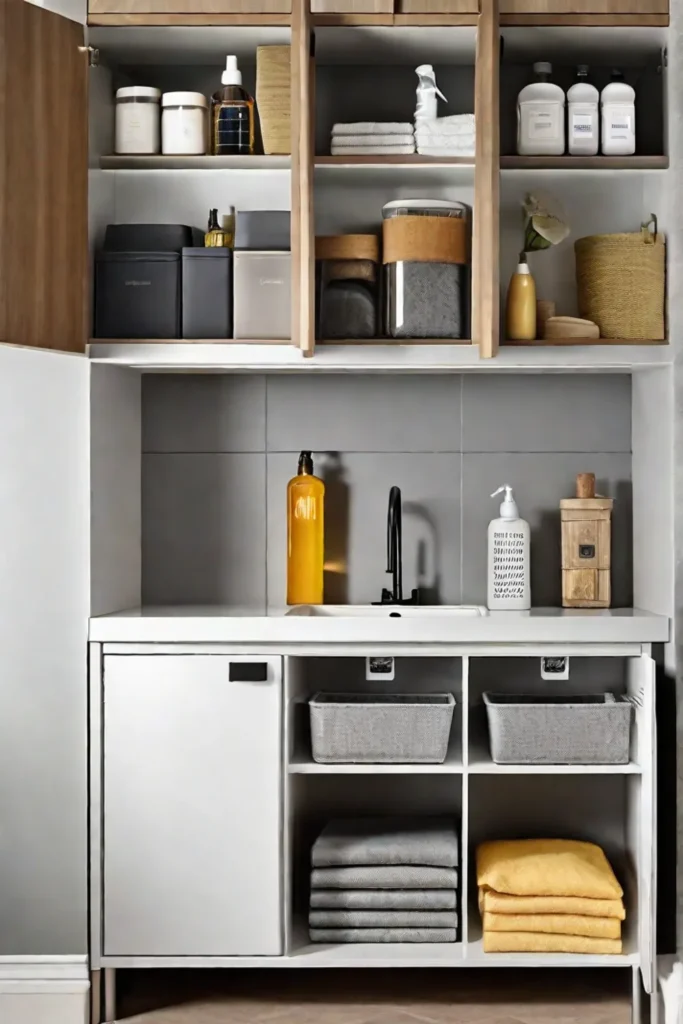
top-left (287, 451), bottom-right (325, 605)
top-left (211, 56), bottom-right (255, 156)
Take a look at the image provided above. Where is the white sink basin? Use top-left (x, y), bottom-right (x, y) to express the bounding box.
top-left (286, 604), bottom-right (488, 618)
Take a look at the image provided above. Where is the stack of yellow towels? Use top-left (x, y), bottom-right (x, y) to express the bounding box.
top-left (477, 839), bottom-right (625, 955)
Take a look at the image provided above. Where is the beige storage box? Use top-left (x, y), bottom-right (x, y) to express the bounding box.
top-left (233, 251), bottom-right (291, 341)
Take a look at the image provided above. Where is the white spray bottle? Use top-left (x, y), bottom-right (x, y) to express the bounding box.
top-left (487, 485), bottom-right (531, 610)
top-left (415, 65), bottom-right (447, 122)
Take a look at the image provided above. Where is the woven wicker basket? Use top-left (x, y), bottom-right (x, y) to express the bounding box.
top-left (256, 45), bottom-right (290, 156)
top-left (574, 217), bottom-right (665, 340)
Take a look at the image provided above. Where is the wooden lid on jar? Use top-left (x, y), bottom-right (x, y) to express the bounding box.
top-left (316, 234), bottom-right (379, 263)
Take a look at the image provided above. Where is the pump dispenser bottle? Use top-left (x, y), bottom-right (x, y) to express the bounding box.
top-left (487, 485), bottom-right (531, 610)
top-left (287, 451), bottom-right (325, 606)
top-left (212, 55), bottom-right (255, 155)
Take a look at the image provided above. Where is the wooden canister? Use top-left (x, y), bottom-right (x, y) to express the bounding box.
top-left (560, 473), bottom-right (613, 608)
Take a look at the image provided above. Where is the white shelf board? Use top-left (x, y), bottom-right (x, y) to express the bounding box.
top-left (100, 155), bottom-right (290, 171)
top-left (88, 26), bottom-right (290, 65)
top-left (287, 940), bottom-right (464, 966)
top-left (88, 342), bottom-right (672, 372)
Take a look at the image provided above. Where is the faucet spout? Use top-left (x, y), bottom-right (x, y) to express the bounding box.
top-left (387, 485), bottom-right (403, 603)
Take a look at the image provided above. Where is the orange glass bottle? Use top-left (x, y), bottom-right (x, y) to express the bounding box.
top-left (287, 451), bottom-right (325, 606)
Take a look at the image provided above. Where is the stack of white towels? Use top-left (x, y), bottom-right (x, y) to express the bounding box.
top-left (415, 114), bottom-right (475, 157)
top-left (309, 817), bottom-right (459, 944)
top-left (331, 122), bottom-right (416, 156)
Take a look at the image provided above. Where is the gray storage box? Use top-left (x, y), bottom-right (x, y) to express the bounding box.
top-left (233, 251), bottom-right (290, 340)
top-left (235, 211), bottom-right (290, 251)
top-left (182, 248), bottom-right (232, 340)
top-left (310, 692), bottom-right (456, 764)
top-left (483, 692), bottom-right (632, 765)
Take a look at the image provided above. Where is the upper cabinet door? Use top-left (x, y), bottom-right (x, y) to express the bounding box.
top-left (291, 0), bottom-right (314, 356)
top-left (0, 1), bottom-right (88, 353)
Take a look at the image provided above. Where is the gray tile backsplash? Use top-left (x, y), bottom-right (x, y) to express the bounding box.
top-left (141, 373), bottom-right (632, 607)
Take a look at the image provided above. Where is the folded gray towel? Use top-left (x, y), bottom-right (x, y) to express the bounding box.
top-left (309, 927), bottom-right (456, 943)
top-left (309, 910), bottom-right (458, 928)
top-left (311, 865), bottom-right (458, 889)
top-left (310, 889), bottom-right (457, 910)
top-left (312, 818), bottom-right (459, 868)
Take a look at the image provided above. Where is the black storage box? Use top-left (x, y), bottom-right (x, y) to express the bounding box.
top-left (103, 223), bottom-right (194, 252)
top-left (94, 252), bottom-right (181, 339)
top-left (182, 248), bottom-right (233, 339)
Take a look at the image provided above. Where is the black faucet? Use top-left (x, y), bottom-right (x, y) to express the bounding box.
top-left (377, 486), bottom-right (419, 606)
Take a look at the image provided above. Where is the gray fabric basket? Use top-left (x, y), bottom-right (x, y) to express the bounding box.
top-left (483, 692), bottom-right (633, 765)
top-left (310, 693), bottom-right (456, 764)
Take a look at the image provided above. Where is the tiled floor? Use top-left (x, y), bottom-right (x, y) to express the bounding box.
top-left (116, 968), bottom-right (632, 1024)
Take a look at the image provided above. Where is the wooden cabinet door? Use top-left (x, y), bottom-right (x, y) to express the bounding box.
top-left (103, 654), bottom-right (283, 956)
top-left (0, 0), bottom-right (88, 352)
top-left (292, 0), bottom-right (314, 354)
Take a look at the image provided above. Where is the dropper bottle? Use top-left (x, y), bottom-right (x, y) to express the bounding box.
top-left (212, 55), bottom-right (255, 156)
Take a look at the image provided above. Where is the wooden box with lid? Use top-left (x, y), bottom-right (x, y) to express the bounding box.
top-left (561, 472), bottom-right (613, 608)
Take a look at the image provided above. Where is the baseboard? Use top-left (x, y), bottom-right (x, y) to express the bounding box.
top-left (0, 957), bottom-right (89, 1024)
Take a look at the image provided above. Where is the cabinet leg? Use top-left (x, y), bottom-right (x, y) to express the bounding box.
top-left (90, 970), bottom-right (101, 1024)
top-left (103, 967), bottom-right (116, 1023)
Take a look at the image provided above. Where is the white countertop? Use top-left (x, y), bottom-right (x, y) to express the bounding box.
top-left (89, 606), bottom-right (669, 646)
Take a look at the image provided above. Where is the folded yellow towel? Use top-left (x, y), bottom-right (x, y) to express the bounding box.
top-left (480, 889), bottom-right (625, 920)
top-left (477, 839), bottom-right (623, 900)
top-left (483, 911), bottom-right (621, 940)
top-left (483, 930), bottom-right (622, 955)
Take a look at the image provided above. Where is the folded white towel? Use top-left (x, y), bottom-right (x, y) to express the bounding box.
top-left (333, 122), bottom-right (414, 136)
top-left (331, 134), bottom-right (415, 147)
top-left (415, 136), bottom-right (475, 149)
top-left (417, 145), bottom-right (475, 157)
top-left (331, 144), bottom-right (416, 156)
top-left (415, 114), bottom-right (475, 135)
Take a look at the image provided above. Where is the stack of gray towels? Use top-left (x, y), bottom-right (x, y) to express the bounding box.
top-left (309, 817), bottom-right (459, 943)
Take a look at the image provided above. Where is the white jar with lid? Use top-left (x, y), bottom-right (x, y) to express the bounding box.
top-left (115, 87), bottom-right (161, 155)
top-left (161, 92), bottom-right (208, 155)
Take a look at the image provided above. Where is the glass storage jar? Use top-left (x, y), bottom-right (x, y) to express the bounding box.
top-left (315, 234), bottom-right (380, 341)
top-left (382, 199), bottom-right (469, 339)
top-left (161, 92), bottom-right (209, 155)
top-left (115, 87), bottom-right (161, 155)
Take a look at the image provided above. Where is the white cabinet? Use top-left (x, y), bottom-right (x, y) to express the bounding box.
top-left (102, 654), bottom-right (283, 956)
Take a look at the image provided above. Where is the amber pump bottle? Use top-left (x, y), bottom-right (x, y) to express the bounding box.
top-left (287, 451), bottom-right (325, 606)
top-left (211, 55), bottom-right (255, 156)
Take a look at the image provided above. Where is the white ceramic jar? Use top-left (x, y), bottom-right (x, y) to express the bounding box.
top-left (161, 92), bottom-right (208, 155)
top-left (115, 87), bottom-right (161, 155)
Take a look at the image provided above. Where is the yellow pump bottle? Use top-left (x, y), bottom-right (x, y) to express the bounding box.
top-left (287, 451), bottom-right (325, 605)
top-left (505, 252), bottom-right (537, 341)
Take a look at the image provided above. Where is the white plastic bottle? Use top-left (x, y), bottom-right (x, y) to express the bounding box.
top-left (415, 64), bottom-right (447, 122)
top-left (517, 62), bottom-right (565, 156)
top-left (567, 65), bottom-right (599, 156)
top-left (487, 485), bottom-right (531, 611)
top-left (601, 70), bottom-right (636, 156)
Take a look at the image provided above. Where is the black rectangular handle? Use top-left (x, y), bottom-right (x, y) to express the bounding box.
top-left (229, 662), bottom-right (269, 682)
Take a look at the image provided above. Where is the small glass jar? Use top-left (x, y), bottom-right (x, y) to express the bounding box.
top-left (115, 87), bottom-right (161, 155)
top-left (161, 92), bottom-right (208, 155)
top-left (315, 235), bottom-right (379, 341)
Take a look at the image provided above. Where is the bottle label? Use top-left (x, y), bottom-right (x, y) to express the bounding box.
top-left (528, 108), bottom-right (561, 140)
top-left (609, 115), bottom-right (632, 140)
top-left (571, 113), bottom-right (594, 138)
top-left (491, 530), bottom-right (527, 601)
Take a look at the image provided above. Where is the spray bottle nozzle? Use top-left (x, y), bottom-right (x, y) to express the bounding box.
top-left (491, 485), bottom-right (519, 520)
top-left (415, 64), bottom-right (448, 120)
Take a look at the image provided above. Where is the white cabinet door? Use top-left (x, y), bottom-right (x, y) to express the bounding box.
top-left (0, 345), bottom-right (89, 954)
top-left (103, 654), bottom-right (283, 956)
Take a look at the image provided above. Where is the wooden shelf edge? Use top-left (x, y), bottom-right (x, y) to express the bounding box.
top-left (316, 339), bottom-right (474, 345)
top-left (502, 339), bottom-right (669, 347)
top-left (89, 338), bottom-right (295, 345)
top-left (315, 155), bottom-right (474, 165)
top-left (88, 12), bottom-right (291, 23)
top-left (500, 12), bottom-right (668, 25)
top-left (502, 156), bottom-right (669, 170)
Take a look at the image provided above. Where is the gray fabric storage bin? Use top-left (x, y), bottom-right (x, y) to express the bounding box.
top-left (483, 692), bottom-right (632, 765)
top-left (182, 248), bottom-right (232, 339)
top-left (310, 693), bottom-right (455, 764)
